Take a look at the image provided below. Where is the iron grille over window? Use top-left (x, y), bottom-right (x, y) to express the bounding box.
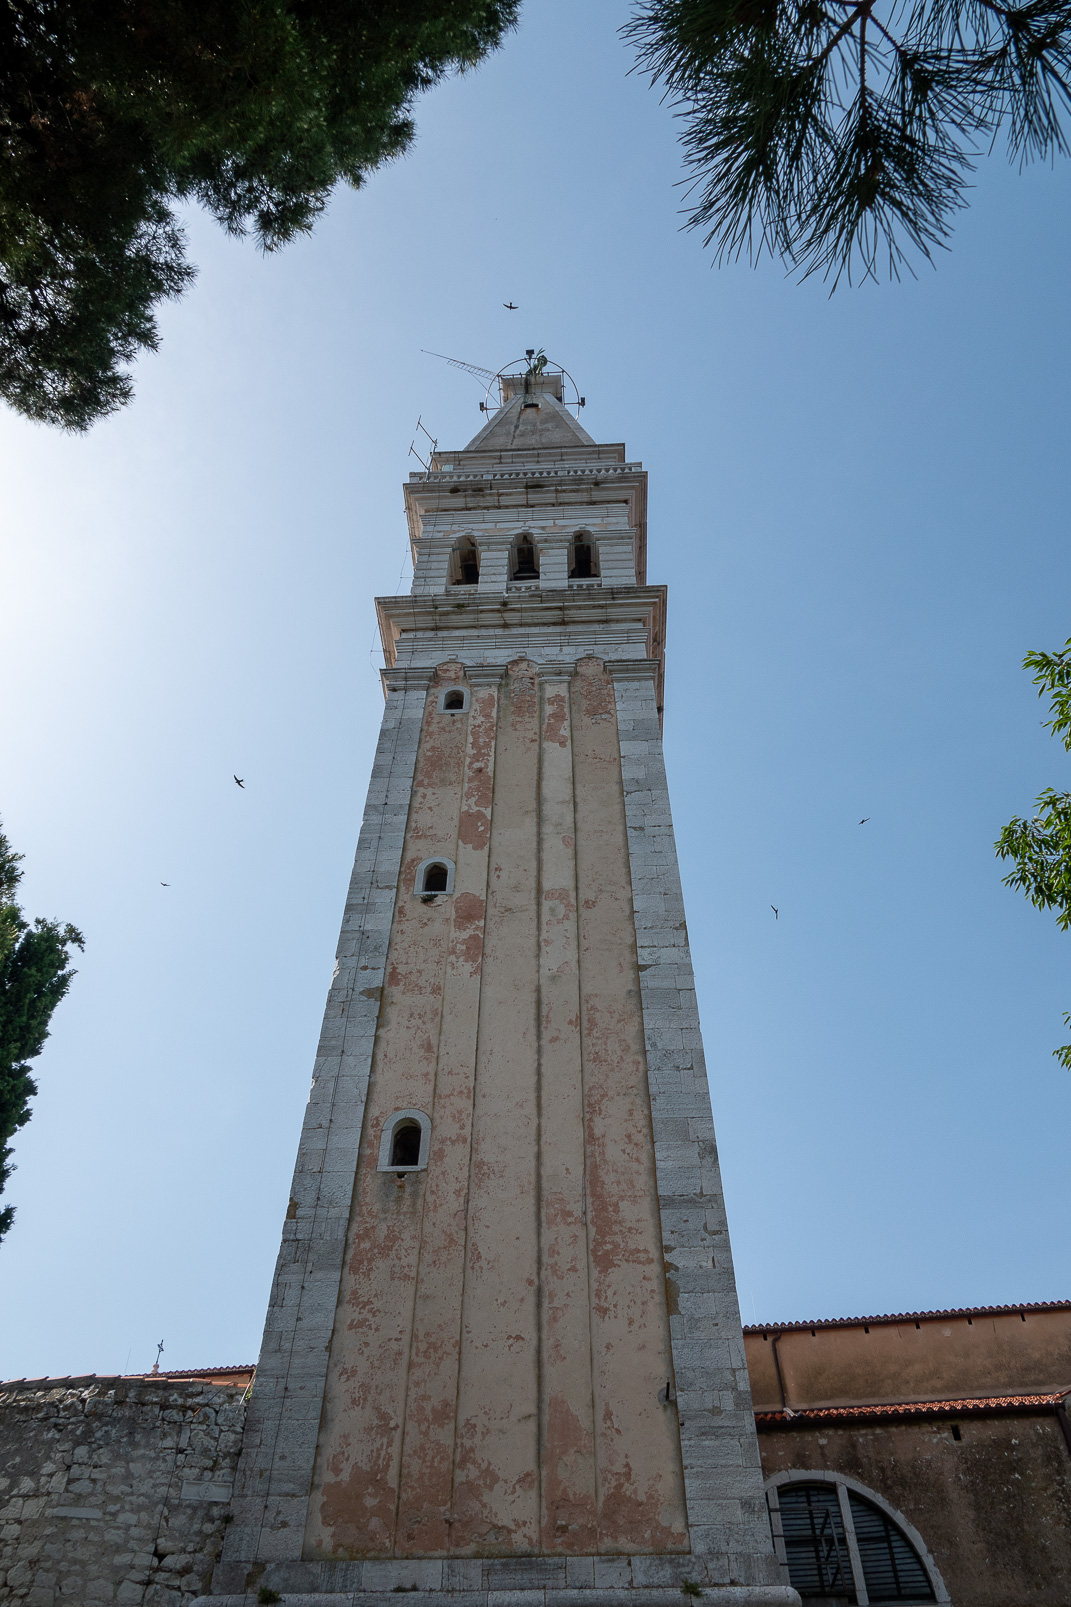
top-left (773, 1481), bottom-right (937, 1604)
top-left (778, 1485), bottom-right (853, 1599)
top-left (849, 1494), bottom-right (935, 1604)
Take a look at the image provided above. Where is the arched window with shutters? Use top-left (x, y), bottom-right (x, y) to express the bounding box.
top-left (765, 1472), bottom-right (949, 1605)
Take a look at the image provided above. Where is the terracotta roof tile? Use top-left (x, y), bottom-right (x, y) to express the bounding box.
top-left (756, 1391), bottom-right (1068, 1427)
top-left (0, 1366), bottom-right (255, 1390)
top-left (744, 1299), bottom-right (1071, 1334)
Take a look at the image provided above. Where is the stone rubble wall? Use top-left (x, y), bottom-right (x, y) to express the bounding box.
top-left (0, 1377), bottom-right (248, 1605)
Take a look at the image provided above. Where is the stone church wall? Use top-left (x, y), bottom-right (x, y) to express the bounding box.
top-left (0, 1376), bottom-right (248, 1605)
top-left (758, 1410), bottom-right (1071, 1606)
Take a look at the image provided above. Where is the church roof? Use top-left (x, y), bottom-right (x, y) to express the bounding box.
top-left (0, 1365), bottom-right (256, 1390)
top-left (743, 1299), bottom-right (1071, 1334)
top-left (755, 1390), bottom-right (1068, 1426)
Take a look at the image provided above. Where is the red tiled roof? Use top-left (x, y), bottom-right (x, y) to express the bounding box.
top-left (744, 1300), bottom-right (1071, 1335)
top-left (756, 1391), bottom-right (1068, 1428)
top-left (126, 1365), bottom-right (255, 1381)
top-left (0, 1366), bottom-right (255, 1390)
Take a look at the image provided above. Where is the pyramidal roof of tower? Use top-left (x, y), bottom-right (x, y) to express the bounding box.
top-left (460, 373), bottom-right (596, 455)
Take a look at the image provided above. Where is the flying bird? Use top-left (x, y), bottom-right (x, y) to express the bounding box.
top-left (160, 882), bottom-right (170, 887)
top-left (503, 301), bottom-right (518, 310)
top-left (771, 905), bottom-right (779, 919)
top-left (233, 775), bottom-right (245, 788)
top-left (859, 817), bottom-right (870, 825)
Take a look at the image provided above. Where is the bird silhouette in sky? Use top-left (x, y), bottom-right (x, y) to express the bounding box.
top-left (160, 882), bottom-right (170, 887)
top-left (771, 905), bottom-right (779, 919)
top-left (859, 817), bottom-right (870, 824)
top-left (503, 301), bottom-right (518, 310)
top-left (234, 775), bottom-right (245, 788)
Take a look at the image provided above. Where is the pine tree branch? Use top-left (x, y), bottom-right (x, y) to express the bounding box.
top-left (626, 0), bottom-right (1070, 280)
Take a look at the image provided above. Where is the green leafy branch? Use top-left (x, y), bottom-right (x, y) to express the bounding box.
top-left (995, 640), bottom-right (1071, 1068)
top-left (0, 821), bottom-right (83, 1241)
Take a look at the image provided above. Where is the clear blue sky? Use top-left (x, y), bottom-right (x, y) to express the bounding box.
top-left (2, 0), bottom-right (1070, 1380)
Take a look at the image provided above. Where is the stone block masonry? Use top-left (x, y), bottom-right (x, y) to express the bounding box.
top-left (0, 1375), bottom-right (248, 1605)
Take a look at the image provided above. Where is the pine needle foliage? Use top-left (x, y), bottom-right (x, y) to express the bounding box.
top-left (0, 821), bottom-right (83, 1241)
top-left (996, 641), bottom-right (1071, 1068)
top-left (624, 0), bottom-right (1071, 282)
top-left (0, 0), bottom-right (519, 429)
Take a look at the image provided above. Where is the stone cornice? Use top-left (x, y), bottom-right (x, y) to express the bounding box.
top-left (409, 464), bottom-right (643, 484)
top-left (378, 659), bottom-right (661, 700)
top-left (376, 586), bottom-right (667, 672)
top-left (464, 663), bottom-right (508, 685)
top-left (379, 666), bottom-right (437, 694)
top-left (606, 659), bottom-right (661, 682)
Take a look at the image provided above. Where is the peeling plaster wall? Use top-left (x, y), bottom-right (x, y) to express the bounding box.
top-left (0, 1377), bottom-right (245, 1606)
top-left (307, 657), bottom-right (688, 1561)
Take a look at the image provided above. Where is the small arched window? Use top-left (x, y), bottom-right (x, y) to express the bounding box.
top-left (569, 532), bottom-right (599, 579)
top-left (437, 687), bottom-right (469, 714)
top-left (377, 1109), bottom-right (431, 1173)
top-left (766, 1474), bottom-right (946, 1604)
top-left (451, 536), bottom-right (480, 586)
top-left (510, 534), bottom-right (540, 581)
top-left (414, 857), bottom-right (455, 895)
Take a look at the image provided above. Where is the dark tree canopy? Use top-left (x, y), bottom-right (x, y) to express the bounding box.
top-left (626, 0), bottom-right (1071, 282)
top-left (996, 642), bottom-right (1071, 1068)
top-left (0, 822), bottom-right (83, 1241)
top-left (0, 0), bottom-right (518, 429)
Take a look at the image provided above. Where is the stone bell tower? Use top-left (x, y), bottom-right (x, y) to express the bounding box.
top-left (200, 365), bottom-right (796, 1606)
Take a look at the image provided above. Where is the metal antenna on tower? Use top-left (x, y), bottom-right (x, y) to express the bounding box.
top-left (408, 415), bottom-right (438, 472)
top-left (422, 347), bottom-right (587, 420)
top-left (421, 350), bottom-right (497, 385)
top-left (151, 1340), bottom-right (164, 1375)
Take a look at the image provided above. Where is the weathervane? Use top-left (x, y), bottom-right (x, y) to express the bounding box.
top-left (421, 349), bottom-right (586, 418)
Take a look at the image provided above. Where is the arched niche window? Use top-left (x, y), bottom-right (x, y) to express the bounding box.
top-left (510, 533), bottom-right (540, 581)
top-left (450, 536), bottom-right (480, 586)
top-left (377, 1109), bottom-right (431, 1173)
top-left (414, 857), bottom-right (455, 896)
top-left (569, 531), bottom-right (599, 580)
top-left (766, 1473), bottom-right (947, 1605)
top-left (437, 687), bottom-right (470, 714)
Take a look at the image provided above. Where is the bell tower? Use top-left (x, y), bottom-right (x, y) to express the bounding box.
top-left (202, 364), bottom-right (797, 1606)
